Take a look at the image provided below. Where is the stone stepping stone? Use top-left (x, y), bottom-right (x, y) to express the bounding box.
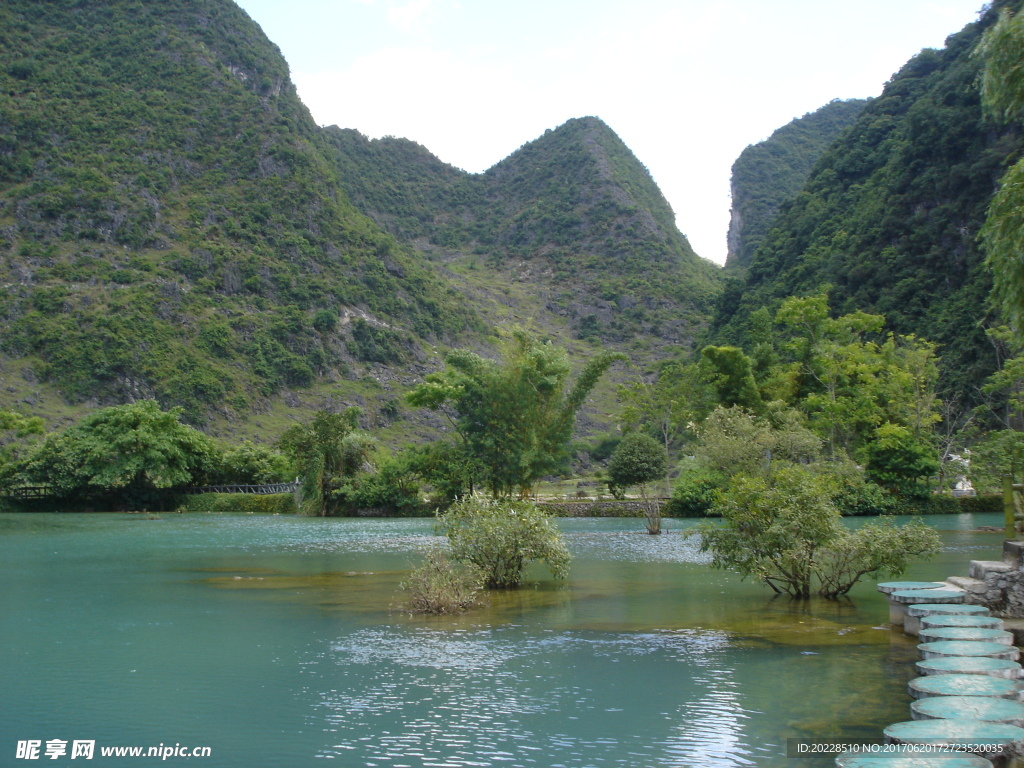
top-left (918, 641), bottom-right (1020, 661)
top-left (918, 627), bottom-right (1015, 646)
top-left (916, 657), bottom-right (1022, 679)
top-left (883, 719), bottom-right (1024, 758)
top-left (910, 695), bottom-right (1024, 726)
top-left (908, 604), bottom-right (990, 617)
top-left (908, 674), bottom-right (1021, 700)
top-left (903, 603), bottom-right (990, 636)
top-left (878, 581), bottom-right (948, 594)
top-left (891, 589), bottom-right (965, 605)
top-left (921, 615), bottom-right (1003, 630)
top-left (835, 755), bottom-right (994, 768)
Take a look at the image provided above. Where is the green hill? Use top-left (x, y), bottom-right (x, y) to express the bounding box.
top-left (328, 117), bottom-right (721, 349)
top-left (0, 0), bottom-right (721, 437)
top-left (725, 99), bottom-right (869, 271)
top-left (0, 0), bottom-right (480, 425)
top-left (709, 0), bottom-right (1024, 401)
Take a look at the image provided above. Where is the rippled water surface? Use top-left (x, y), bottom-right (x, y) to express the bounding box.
top-left (0, 512), bottom-right (1005, 767)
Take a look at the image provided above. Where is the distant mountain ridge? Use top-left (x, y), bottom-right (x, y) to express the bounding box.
top-left (328, 116), bottom-right (720, 347)
top-left (725, 99), bottom-right (869, 271)
top-left (0, 0), bottom-right (720, 434)
top-left (709, 0), bottom-right (1024, 401)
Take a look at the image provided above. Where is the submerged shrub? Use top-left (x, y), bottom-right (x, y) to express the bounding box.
top-left (437, 497), bottom-right (571, 588)
top-left (400, 550), bottom-right (486, 615)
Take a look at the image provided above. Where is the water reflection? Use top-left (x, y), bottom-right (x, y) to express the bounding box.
top-left (314, 626), bottom-right (755, 767)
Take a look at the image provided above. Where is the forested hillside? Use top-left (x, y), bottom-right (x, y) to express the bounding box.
top-left (725, 99), bottom-right (868, 270)
top-left (0, 0), bottom-right (481, 426)
top-left (710, 0), bottom-right (1024, 402)
top-left (0, 1), bottom-right (722, 434)
top-left (328, 117), bottom-right (720, 347)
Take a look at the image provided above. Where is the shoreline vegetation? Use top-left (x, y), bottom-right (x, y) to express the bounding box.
top-left (0, 492), bottom-right (1002, 517)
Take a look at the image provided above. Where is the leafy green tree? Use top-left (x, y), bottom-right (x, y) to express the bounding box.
top-left (773, 294), bottom-right (941, 458)
top-left (278, 408), bottom-right (375, 516)
top-left (0, 409), bottom-right (45, 483)
top-left (978, 6), bottom-right (1024, 333)
top-left (437, 497), bottom-right (571, 588)
top-left (862, 423), bottom-right (940, 499)
top-left (695, 405), bottom-right (820, 479)
top-left (700, 346), bottom-right (764, 413)
top-left (607, 432), bottom-right (668, 534)
top-left (690, 466), bottom-right (941, 598)
top-left (616, 360), bottom-right (714, 492)
top-left (408, 328), bottom-right (624, 497)
top-left (210, 441), bottom-right (291, 485)
top-left (19, 400), bottom-right (215, 502)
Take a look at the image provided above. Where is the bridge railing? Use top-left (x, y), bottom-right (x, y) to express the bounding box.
top-left (182, 483), bottom-right (301, 496)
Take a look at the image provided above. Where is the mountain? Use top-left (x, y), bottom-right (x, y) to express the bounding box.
top-left (327, 117), bottom-right (720, 348)
top-left (0, 0), bottom-right (720, 436)
top-left (725, 98), bottom-right (869, 271)
top-left (709, 0), bottom-right (1024, 401)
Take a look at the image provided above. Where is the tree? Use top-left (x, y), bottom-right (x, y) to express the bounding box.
top-left (210, 441), bottom-right (291, 485)
top-left (437, 497), bottom-right (571, 588)
top-left (978, 7), bottom-right (1024, 333)
top-left (862, 423), bottom-right (940, 499)
top-left (700, 346), bottom-right (764, 413)
top-left (408, 328), bottom-right (624, 497)
top-left (773, 294), bottom-right (941, 459)
top-left (0, 409), bottom-right (45, 484)
top-left (18, 400), bottom-right (215, 504)
top-left (278, 408), bottom-right (375, 516)
top-left (616, 360), bottom-right (714, 494)
top-left (690, 466), bottom-right (941, 599)
top-left (695, 405), bottom-right (820, 479)
top-left (607, 432), bottom-right (668, 534)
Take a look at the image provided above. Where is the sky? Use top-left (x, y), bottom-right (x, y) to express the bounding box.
top-left (234, 0), bottom-right (987, 266)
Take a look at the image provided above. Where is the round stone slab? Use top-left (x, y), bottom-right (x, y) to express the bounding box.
top-left (836, 755), bottom-right (994, 768)
top-left (918, 641), bottom-right (1020, 661)
top-left (883, 718), bottom-right (1024, 755)
top-left (918, 627), bottom-right (1015, 646)
top-left (921, 615), bottom-right (1003, 630)
top-left (892, 589), bottom-right (964, 605)
top-left (877, 581), bottom-right (947, 594)
top-left (909, 674), bottom-right (1021, 699)
top-left (916, 656), bottom-right (1022, 679)
top-left (908, 604), bottom-right (989, 618)
top-left (911, 695), bottom-right (1024, 726)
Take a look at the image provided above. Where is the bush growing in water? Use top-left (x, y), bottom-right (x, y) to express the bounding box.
top-left (399, 550), bottom-right (487, 615)
top-left (437, 498), bottom-right (571, 588)
top-left (690, 466), bottom-right (941, 598)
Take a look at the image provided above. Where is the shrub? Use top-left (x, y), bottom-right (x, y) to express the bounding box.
top-left (399, 550), bottom-right (487, 614)
top-left (690, 466), bottom-right (941, 598)
top-left (437, 498), bottom-right (571, 588)
top-left (665, 468), bottom-right (727, 517)
top-left (177, 492), bottom-right (297, 514)
top-left (607, 432), bottom-right (667, 533)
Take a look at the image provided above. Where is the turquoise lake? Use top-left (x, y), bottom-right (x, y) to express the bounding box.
top-left (0, 512), bottom-right (1007, 767)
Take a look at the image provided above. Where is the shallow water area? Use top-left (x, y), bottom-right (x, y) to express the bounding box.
top-left (0, 511), bottom-right (1007, 767)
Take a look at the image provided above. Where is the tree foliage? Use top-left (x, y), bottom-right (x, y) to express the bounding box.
top-left (978, 6), bottom-right (1024, 335)
top-left (607, 432), bottom-right (668, 533)
top-left (709, 2), bottom-right (1024, 403)
top-left (691, 466), bottom-right (941, 598)
top-left (278, 408), bottom-right (375, 516)
top-left (18, 400), bottom-right (215, 499)
top-left (437, 498), bottom-right (571, 588)
top-left (408, 329), bottom-right (624, 497)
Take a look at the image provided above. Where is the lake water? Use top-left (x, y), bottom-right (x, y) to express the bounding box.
top-left (0, 512), bottom-right (1006, 767)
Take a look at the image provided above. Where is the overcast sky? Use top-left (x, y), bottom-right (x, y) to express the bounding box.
top-left (235, 0), bottom-right (986, 266)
